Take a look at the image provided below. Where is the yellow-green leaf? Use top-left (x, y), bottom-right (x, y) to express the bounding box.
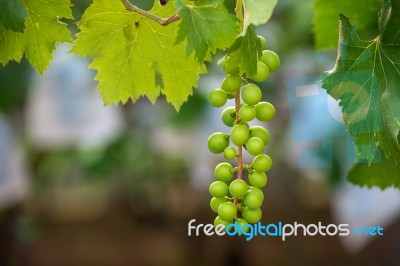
top-left (72, 0), bottom-right (206, 110)
top-left (0, 0), bottom-right (72, 74)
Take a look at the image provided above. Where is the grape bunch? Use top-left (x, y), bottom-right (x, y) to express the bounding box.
top-left (207, 35), bottom-right (279, 228)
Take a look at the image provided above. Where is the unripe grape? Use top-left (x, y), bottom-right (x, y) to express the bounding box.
top-left (248, 171), bottom-right (268, 188)
top-left (257, 35), bottom-right (267, 50)
top-left (209, 181), bottom-right (228, 198)
top-left (229, 179), bottom-right (248, 198)
top-left (248, 186), bottom-right (264, 201)
top-left (210, 197), bottom-right (227, 213)
top-left (242, 207), bottom-right (262, 223)
top-left (208, 132), bottom-right (229, 153)
top-left (233, 120), bottom-right (249, 128)
top-left (227, 92), bottom-right (236, 99)
top-left (221, 107), bottom-right (236, 127)
top-left (252, 154), bottom-right (272, 172)
top-left (208, 89), bottom-right (227, 107)
top-left (218, 202), bottom-right (237, 222)
top-left (237, 202), bottom-right (246, 212)
top-left (222, 58), bottom-right (239, 74)
top-left (250, 62), bottom-right (269, 83)
top-left (249, 126), bottom-right (270, 145)
top-left (243, 191), bottom-right (263, 209)
top-left (260, 50), bottom-right (280, 72)
top-left (246, 137), bottom-right (264, 156)
top-left (231, 124), bottom-right (249, 146)
top-left (224, 147), bottom-right (237, 160)
top-left (241, 83), bottom-right (262, 105)
top-left (239, 105), bottom-right (256, 121)
top-left (237, 218), bottom-right (249, 232)
top-left (214, 162), bottom-right (234, 183)
top-left (255, 102), bottom-right (276, 122)
top-left (214, 216), bottom-right (229, 229)
top-left (221, 74), bottom-right (242, 93)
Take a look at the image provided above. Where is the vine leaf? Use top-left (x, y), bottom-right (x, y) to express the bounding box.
top-left (320, 0), bottom-right (400, 188)
top-left (0, 0), bottom-right (72, 73)
top-left (0, 28), bottom-right (25, 64)
top-left (243, 0), bottom-right (277, 31)
top-left (312, 0), bottom-right (382, 50)
top-left (0, 0), bottom-right (28, 32)
top-left (223, 25), bottom-right (262, 76)
top-left (72, 0), bottom-right (206, 111)
top-left (175, 0), bottom-right (238, 62)
top-left (348, 151), bottom-right (400, 189)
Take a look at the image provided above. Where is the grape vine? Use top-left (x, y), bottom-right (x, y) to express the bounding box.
top-left (1, 0), bottom-right (398, 198)
top-left (208, 32), bottom-right (280, 227)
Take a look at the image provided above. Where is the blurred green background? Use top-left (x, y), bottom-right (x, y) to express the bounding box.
top-left (0, 0), bottom-right (399, 266)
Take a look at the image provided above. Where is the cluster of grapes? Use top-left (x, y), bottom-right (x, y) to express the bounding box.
top-left (207, 36), bottom-right (279, 228)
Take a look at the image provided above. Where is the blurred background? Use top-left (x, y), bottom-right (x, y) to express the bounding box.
top-left (1, 0), bottom-right (399, 265)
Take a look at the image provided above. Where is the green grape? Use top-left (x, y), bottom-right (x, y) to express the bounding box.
top-left (224, 147), bottom-right (237, 160)
top-left (246, 137), bottom-right (264, 156)
top-left (257, 35), bottom-right (267, 50)
top-left (237, 218), bottom-right (249, 232)
top-left (214, 216), bottom-right (229, 229)
top-left (255, 101), bottom-right (276, 122)
top-left (233, 120), bottom-right (249, 128)
top-left (243, 190), bottom-right (263, 209)
top-left (229, 179), bottom-right (248, 198)
top-left (222, 57), bottom-right (239, 74)
top-left (241, 83), bottom-right (262, 105)
top-left (252, 154), bottom-right (272, 172)
top-left (248, 171), bottom-right (268, 188)
top-left (250, 62), bottom-right (269, 83)
top-left (208, 132), bottom-right (229, 154)
top-left (221, 74), bottom-right (242, 93)
top-left (221, 107), bottom-right (236, 127)
top-left (210, 197), bottom-right (227, 213)
top-left (218, 202), bottom-right (237, 222)
top-left (260, 50), bottom-right (280, 72)
top-left (230, 124), bottom-right (250, 146)
top-left (239, 105), bottom-right (256, 121)
top-left (248, 186), bottom-right (264, 201)
top-left (242, 207), bottom-right (262, 223)
top-left (214, 162), bottom-right (234, 183)
top-left (209, 181), bottom-right (228, 198)
top-left (237, 202), bottom-right (246, 212)
top-left (227, 92), bottom-right (236, 99)
top-left (249, 126), bottom-right (270, 145)
top-left (208, 89), bottom-right (227, 107)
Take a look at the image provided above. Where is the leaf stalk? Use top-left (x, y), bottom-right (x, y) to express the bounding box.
top-left (121, 0), bottom-right (180, 26)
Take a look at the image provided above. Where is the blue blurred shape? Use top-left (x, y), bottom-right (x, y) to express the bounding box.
top-left (286, 76), bottom-right (355, 168)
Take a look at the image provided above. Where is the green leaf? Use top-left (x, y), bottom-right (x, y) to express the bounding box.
top-left (243, 0), bottom-right (277, 30)
top-left (72, 0), bottom-right (206, 110)
top-left (0, 0), bottom-right (72, 73)
top-left (23, 0), bottom-right (72, 73)
top-left (348, 155), bottom-right (400, 189)
top-left (175, 0), bottom-right (238, 62)
top-left (0, 28), bottom-right (25, 64)
top-left (223, 25), bottom-right (262, 76)
top-left (0, 0), bottom-right (28, 32)
top-left (312, 0), bottom-right (382, 50)
top-left (320, 0), bottom-right (400, 168)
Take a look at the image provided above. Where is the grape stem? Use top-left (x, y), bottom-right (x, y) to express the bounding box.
top-left (233, 0), bottom-right (244, 207)
top-left (121, 0), bottom-right (180, 26)
top-left (234, 91), bottom-right (243, 205)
